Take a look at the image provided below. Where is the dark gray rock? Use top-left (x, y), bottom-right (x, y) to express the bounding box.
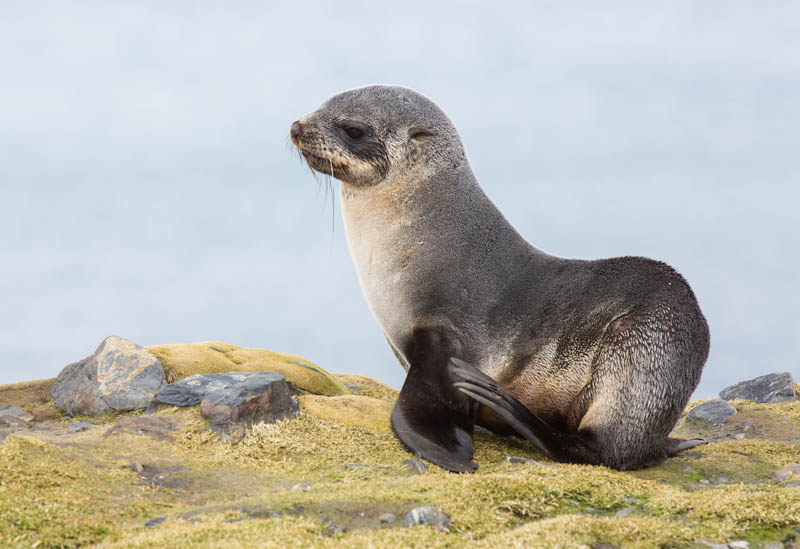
top-left (686, 399), bottom-right (737, 424)
top-left (402, 459), bottom-right (428, 474)
top-left (50, 336), bottom-right (166, 416)
top-left (719, 372), bottom-right (796, 403)
top-left (155, 372), bottom-right (299, 434)
top-left (0, 405), bottom-right (33, 424)
top-left (144, 517), bottom-right (166, 528)
top-left (405, 505), bottom-right (450, 532)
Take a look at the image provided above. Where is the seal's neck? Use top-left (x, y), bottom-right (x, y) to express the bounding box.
top-left (339, 166), bottom-right (534, 338)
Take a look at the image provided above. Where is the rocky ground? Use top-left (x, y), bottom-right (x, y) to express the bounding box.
top-left (0, 338), bottom-right (799, 548)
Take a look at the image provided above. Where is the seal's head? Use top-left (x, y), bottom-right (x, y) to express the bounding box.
top-left (290, 85), bottom-right (466, 187)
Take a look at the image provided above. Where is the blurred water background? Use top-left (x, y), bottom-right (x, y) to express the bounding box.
top-left (1, 2), bottom-right (798, 397)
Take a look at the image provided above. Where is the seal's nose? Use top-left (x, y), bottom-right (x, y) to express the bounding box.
top-left (290, 121), bottom-right (302, 142)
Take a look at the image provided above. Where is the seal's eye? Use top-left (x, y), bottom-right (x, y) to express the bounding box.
top-left (344, 126), bottom-right (365, 140)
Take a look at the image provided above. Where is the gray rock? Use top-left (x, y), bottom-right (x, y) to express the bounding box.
top-left (686, 399), bottom-right (737, 424)
top-left (728, 542), bottom-right (750, 549)
top-left (773, 464), bottom-right (800, 482)
top-left (405, 505), bottom-right (450, 532)
top-left (402, 459), bottom-right (428, 474)
top-left (503, 456), bottom-right (547, 466)
top-left (719, 372), bottom-right (796, 403)
top-left (0, 405), bottom-right (33, 423)
top-left (144, 517), bottom-right (166, 528)
top-left (50, 336), bottom-right (166, 416)
top-left (378, 512), bottom-right (396, 523)
top-left (290, 483), bottom-right (311, 492)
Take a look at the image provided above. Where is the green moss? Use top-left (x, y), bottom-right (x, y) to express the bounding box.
top-left (2, 382), bottom-right (799, 548)
top-left (146, 341), bottom-right (349, 396)
top-left (334, 374), bottom-right (398, 401)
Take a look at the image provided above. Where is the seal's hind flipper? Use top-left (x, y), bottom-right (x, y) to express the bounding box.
top-left (450, 357), bottom-right (597, 464)
top-left (665, 437), bottom-right (706, 456)
top-left (390, 329), bottom-right (478, 473)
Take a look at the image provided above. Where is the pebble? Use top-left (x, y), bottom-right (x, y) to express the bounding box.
top-left (290, 483), bottom-right (311, 492)
top-left (378, 513), bottom-right (396, 523)
top-left (728, 541), bottom-right (749, 549)
top-left (405, 506), bottom-right (450, 532)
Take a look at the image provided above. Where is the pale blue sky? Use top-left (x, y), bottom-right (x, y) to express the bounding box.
top-left (1, 1), bottom-right (798, 397)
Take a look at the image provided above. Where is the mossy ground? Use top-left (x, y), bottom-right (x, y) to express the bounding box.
top-left (1, 361), bottom-right (799, 548)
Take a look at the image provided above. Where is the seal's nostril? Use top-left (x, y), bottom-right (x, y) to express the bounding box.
top-left (290, 121), bottom-right (302, 140)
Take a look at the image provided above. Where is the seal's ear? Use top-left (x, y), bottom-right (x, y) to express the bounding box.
top-left (407, 127), bottom-right (432, 140)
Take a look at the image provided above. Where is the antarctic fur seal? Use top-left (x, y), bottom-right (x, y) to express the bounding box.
top-left (290, 85), bottom-right (709, 472)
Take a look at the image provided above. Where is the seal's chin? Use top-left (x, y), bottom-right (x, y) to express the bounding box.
top-left (298, 148), bottom-right (347, 179)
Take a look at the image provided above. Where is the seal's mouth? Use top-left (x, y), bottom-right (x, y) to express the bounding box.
top-left (297, 146), bottom-right (348, 179)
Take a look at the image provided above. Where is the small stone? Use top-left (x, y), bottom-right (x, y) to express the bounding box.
top-left (699, 479), bottom-right (710, 485)
top-left (697, 542), bottom-right (728, 549)
top-left (290, 483), bottom-right (311, 492)
top-left (405, 506), bottom-right (450, 532)
top-left (715, 477), bottom-right (728, 484)
top-left (615, 506), bottom-right (636, 518)
top-left (763, 543), bottom-right (783, 549)
top-left (734, 434), bottom-right (746, 440)
top-left (0, 405), bottom-right (33, 423)
top-left (50, 336), bottom-right (166, 416)
top-left (685, 399), bottom-right (737, 425)
top-left (503, 456), bottom-right (547, 466)
top-left (773, 464), bottom-right (800, 482)
top-left (402, 459), bottom-right (428, 474)
top-left (144, 517), bottom-right (166, 528)
top-left (720, 372), bottom-right (796, 403)
top-left (728, 541), bottom-right (749, 549)
top-left (623, 497), bottom-right (637, 504)
top-left (378, 513), bottom-right (396, 523)
top-left (66, 420), bottom-right (95, 434)
top-left (343, 384), bottom-right (361, 392)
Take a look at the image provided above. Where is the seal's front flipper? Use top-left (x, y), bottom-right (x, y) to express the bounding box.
top-left (390, 329), bottom-right (478, 473)
top-left (450, 357), bottom-right (597, 464)
top-left (665, 437), bottom-right (706, 456)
